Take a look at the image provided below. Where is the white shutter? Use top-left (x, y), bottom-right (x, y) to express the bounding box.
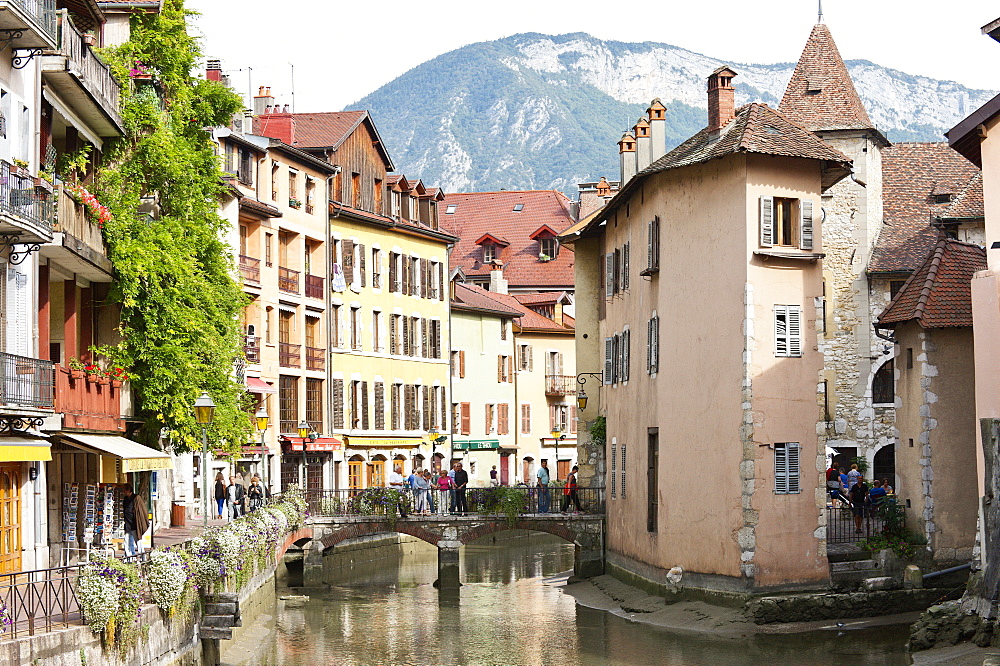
top-left (605, 253), bottom-right (614, 298)
top-left (651, 316), bottom-right (659, 374)
top-left (760, 196), bottom-right (774, 247)
top-left (604, 338), bottom-right (613, 384)
top-left (611, 443), bottom-right (617, 498)
top-left (6, 268), bottom-right (28, 357)
top-left (787, 444), bottom-right (800, 493)
top-left (646, 318), bottom-right (653, 374)
top-left (774, 445), bottom-right (788, 494)
top-left (622, 329), bottom-right (630, 382)
top-left (788, 307), bottom-right (802, 357)
top-left (620, 445), bottom-right (627, 498)
top-left (800, 199), bottom-right (814, 250)
top-left (527, 345), bottom-right (534, 372)
top-left (775, 306), bottom-right (788, 357)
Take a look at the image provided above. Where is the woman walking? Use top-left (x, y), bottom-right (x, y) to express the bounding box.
top-left (246, 475), bottom-right (266, 512)
top-left (214, 472), bottom-right (226, 519)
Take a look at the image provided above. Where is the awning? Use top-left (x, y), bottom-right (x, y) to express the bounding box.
top-left (245, 377), bottom-right (276, 394)
top-left (0, 435), bottom-right (52, 462)
top-left (281, 436), bottom-right (341, 452)
top-left (58, 433), bottom-right (173, 472)
top-left (346, 436), bottom-right (424, 448)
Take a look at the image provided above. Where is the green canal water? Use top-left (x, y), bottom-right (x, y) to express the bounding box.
top-left (221, 533), bottom-right (913, 665)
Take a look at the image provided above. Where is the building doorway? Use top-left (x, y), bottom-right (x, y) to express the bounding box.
top-left (522, 457), bottom-right (534, 485)
top-left (348, 456), bottom-right (364, 491)
top-left (499, 454), bottom-right (510, 485)
top-left (368, 455), bottom-right (386, 487)
top-left (0, 464), bottom-right (22, 574)
top-left (873, 444), bottom-right (896, 490)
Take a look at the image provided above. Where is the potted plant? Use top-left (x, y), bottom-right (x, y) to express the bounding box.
top-left (129, 61), bottom-right (152, 81)
top-left (11, 158), bottom-right (29, 177)
top-left (538, 253), bottom-right (551, 262)
top-left (82, 32), bottom-right (97, 47)
top-left (106, 367), bottom-right (127, 388)
top-left (288, 197), bottom-right (302, 209)
top-left (67, 357), bottom-right (86, 379)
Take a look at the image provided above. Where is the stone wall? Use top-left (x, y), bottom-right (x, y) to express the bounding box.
top-left (746, 588), bottom-right (951, 624)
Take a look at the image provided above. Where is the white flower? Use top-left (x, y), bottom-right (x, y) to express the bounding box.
top-left (147, 550), bottom-right (187, 611)
top-left (76, 568), bottom-right (117, 632)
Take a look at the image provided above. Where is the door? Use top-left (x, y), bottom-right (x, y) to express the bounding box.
top-left (557, 460), bottom-right (570, 481)
top-left (0, 464), bottom-right (21, 573)
top-left (348, 457), bottom-right (363, 492)
top-left (306, 456), bottom-right (323, 492)
top-left (500, 454), bottom-right (510, 486)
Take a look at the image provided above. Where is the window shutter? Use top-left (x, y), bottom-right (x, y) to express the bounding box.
top-left (774, 445), bottom-right (789, 494)
top-left (620, 445), bottom-right (627, 498)
top-left (613, 248), bottom-right (621, 293)
top-left (759, 196), bottom-right (774, 247)
top-left (788, 444), bottom-right (800, 493)
top-left (359, 244), bottom-right (367, 287)
top-left (549, 404), bottom-right (557, 430)
top-left (604, 338), bottom-right (613, 384)
top-left (438, 262), bottom-right (445, 299)
top-left (647, 318), bottom-right (653, 374)
top-left (390, 315), bottom-right (397, 354)
top-left (611, 443), bottom-right (617, 498)
top-left (440, 388), bottom-right (447, 431)
top-left (361, 381), bottom-right (369, 430)
top-left (605, 253), bottom-right (614, 298)
top-left (623, 329), bottom-right (630, 382)
top-left (622, 242), bottom-right (630, 290)
top-left (498, 355), bottom-right (504, 383)
top-left (333, 379), bottom-right (345, 428)
top-left (498, 404), bottom-right (508, 435)
top-left (647, 220), bottom-right (654, 270)
top-left (527, 346), bottom-right (533, 371)
top-left (460, 402), bottom-right (470, 435)
top-left (422, 319), bottom-right (429, 357)
top-left (389, 253), bottom-right (397, 292)
top-left (775, 306), bottom-right (788, 357)
top-left (402, 256), bottom-right (410, 294)
top-left (521, 404), bottom-right (530, 434)
top-left (788, 307), bottom-right (802, 357)
top-left (569, 405), bottom-right (577, 433)
top-left (508, 355), bottom-right (514, 382)
top-left (422, 386), bottom-right (430, 430)
top-left (343, 239), bottom-right (355, 278)
top-left (459, 350), bottom-right (466, 378)
top-left (391, 385), bottom-right (400, 430)
top-left (402, 318), bottom-right (411, 356)
top-left (374, 382), bottom-right (385, 430)
top-left (422, 259), bottom-right (430, 298)
top-left (652, 216), bottom-right (660, 269)
top-left (652, 316), bottom-right (659, 374)
top-left (800, 199), bottom-right (814, 250)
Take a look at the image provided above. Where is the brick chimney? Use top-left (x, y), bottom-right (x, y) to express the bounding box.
top-left (206, 59), bottom-right (222, 82)
top-left (618, 132), bottom-right (637, 185)
top-left (488, 260), bottom-right (508, 294)
top-left (253, 86), bottom-right (274, 116)
top-left (554, 301), bottom-right (564, 326)
top-left (647, 98), bottom-right (667, 161)
top-left (707, 66), bottom-right (738, 133)
top-left (634, 117), bottom-right (651, 171)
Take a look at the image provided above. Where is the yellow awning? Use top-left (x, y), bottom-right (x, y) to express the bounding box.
top-left (57, 433), bottom-right (172, 473)
top-left (346, 436), bottom-right (425, 448)
top-left (0, 436), bottom-right (52, 462)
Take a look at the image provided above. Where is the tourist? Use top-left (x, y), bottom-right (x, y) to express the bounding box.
top-left (423, 470), bottom-right (436, 513)
top-left (869, 478), bottom-right (887, 508)
top-left (436, 469), bottom-right (452, 516)
top-left (214, 472), bottom-right (226, 519)
top-left (413, 469), bottom-right (430, 515)
top-left (490, 465), bottom-right (499, 487)
top-left (882, 478), bottom-right (895, 495)
top-left (839, 468), bottom-right (849, 498)
top-left (227, 475), bottom-right (245, 520)
top-left (246, 475), bottom-right (265, 512)
top-left (388, 465), bottom-right (409, 518)
top-left (537, 460), bottom-right (551, 513)
top-left (448, 463), bottom-right (458, 512)
top-left (453, 462), bottom-right (469, 515)
top-left (561, 465), bottom-right (583, 513)
top-left (847, 463), bottom-right (862, 491)
top-left (849, 477), bottom-right (870, 534)
top-left (826, 462), bottom-right (842, 507)
top-left (122, 485), bottom-right (147, 557)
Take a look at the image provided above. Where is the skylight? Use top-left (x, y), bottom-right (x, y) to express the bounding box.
top-left (512, 204), bottom-right (524, 212)
top-left (445, 204), bottom-right (457, 214)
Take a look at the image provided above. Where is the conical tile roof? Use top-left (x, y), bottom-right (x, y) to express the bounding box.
top-left (779, 23), bottom-right (874, 132)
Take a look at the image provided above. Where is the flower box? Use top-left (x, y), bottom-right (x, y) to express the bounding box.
top-left (69, 369), bottom-right (85, 380)
top-left (110, 380), bottom-right (122, 388)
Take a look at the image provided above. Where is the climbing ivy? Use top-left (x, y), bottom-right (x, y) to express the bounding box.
top-left (94, 0), bottom-right (249, 452)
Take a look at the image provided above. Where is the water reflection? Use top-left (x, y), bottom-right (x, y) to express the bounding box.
top-left (223, 533), bottom-right (912, 666)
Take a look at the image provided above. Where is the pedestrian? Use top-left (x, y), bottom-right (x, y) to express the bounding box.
top-left (453, 462), bottom-right (469, 515)
top-left (561, 465), bottom-right (583, 513)
top-left (388, 465), bottom-right (409, 517)
top-left (537, 460), bottom-right (551, 513)
top-left (423, 470), bottom-right (436, 513)
top-left (413, 469), bottom-right (430, 514)
top-left (847, 463), bottom-right (862, 491)
top-left (826, 462), bottom-right (842, 507)
top-left (490, 465), bottom-right (499, 487)
top-left (839, 468), bottom-right (849, 497)
top-left (227, 475), bottom-right (245, 520)
top-left (246, 475), bottom-right (265, 512)
top-left (121, 485), bottom-right (148, 557)
top-left (436, 469), bottom-right (452, 516)
top-left (448, 463), bottom-right (458, 513)
top-left (868, 478), bottom-right (887, 508)
top-left (882, 478), bottom-right (895, 495)
top-left (213, 472), bottom-right (226, 519)
top-left (849, 476), bottom-right (870, 535)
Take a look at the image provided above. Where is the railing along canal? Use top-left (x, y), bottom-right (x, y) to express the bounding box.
top-left (0, 566), bottom-right (80, 639)
top-left (826, 503), bottom-right (900, 544)
top-left (305, 486), bottom-right (605, 518)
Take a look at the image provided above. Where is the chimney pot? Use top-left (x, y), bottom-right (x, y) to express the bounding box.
top-left (707, 67), bottom-right (738, 133)
top-left (283, 104), bottom-right (290, 113)
top-left (258, 86), bottom-right (264, 96)
top-left (265, 87), bottom-right (271, 96)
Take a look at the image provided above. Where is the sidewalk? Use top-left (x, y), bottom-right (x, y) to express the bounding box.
top-left (151, 517), bottom-right (227, 550)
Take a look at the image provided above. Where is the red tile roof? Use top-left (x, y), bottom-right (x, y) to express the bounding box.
top-left (453, 283), bottom-right (574, 333)
top-left (512, 292), bottom-right (570, 306)
top-left (877, 236), bottom-right (986, 328)
top-left (941, 173), bottom-right (985, 220)
top-left (451, 283), bottom-right (523, 318)
top-left (440, 190), bottom-right (576, 289)
top-left (779, 23), bottom-right (874, 131)
top-left (870, 143), bottom-right (983, 274)
top-left (253, 110), bottom-right (394, 168)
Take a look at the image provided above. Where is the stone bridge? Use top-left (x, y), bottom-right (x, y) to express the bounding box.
top-left (303, 514), bottom-right (605, 589)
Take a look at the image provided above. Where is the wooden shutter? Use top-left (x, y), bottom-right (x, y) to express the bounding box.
top-left (787, 444), bottom-right (800, 493)
top-left (343, 239), bottom-right (355, 282)
top-left (438, 262), bottom-right (445, 299)
top-left (508, 355), bottom-right (514, 382)
top-left (611, 443), bottom-right (617, 498)
top-left (605, 253), bottom-right (614, 297)
top-left (374, 382), bottom-right (385, 430)
top-left (613, 248), bottom-right (621, 293)
top-left (497, 355), bottom-right (504, 382)
top-left (604, 338), bottom-right (613, 384)
top-left (359, 244), bottom-right (367, 287)
top-left (361, 381), bottom-right (369, 430)
top-left (787, 307), bottom-right (802, 357)
top-left (760, 196), bottom-right (774, 247)
top-left (622, 242), bottom-right (630, 290)
top-left (800, 199), bottom-right (814, 250)
top-left (521, 404), bottom-right (530, 434)
top-left (460, 402), bottom-right (471, 435)
top-left (498, 404), bottom-right (508, 435)
top-left (620, 445), bottom-right (627, 498)
top-left (389, 253), bottom-right (397, 292)
top-left (569, 405), bottom-right (577, 433)
top-left (332, 379), bottom-right (344, 428)
top-left (402, 256), bottom-right (410, 294)
top-left (422, 386), bottom-right (431, 430)
top-left (390, 315), bottom-right (397, 354)
top-left (421, 319), bottom-right (429, 357)
top-left (612, 334), bottom-right (619, 384)
top-left (402, 318), bottom-right (411, 356)
top-left (651, 316), bottom-right (659, 374)
top-left (623, 329), bottom-right (630, 382)
top-left (459, 350), bottom-right (466, 377)
top-left (422, 259), bottom-right (430, 297)
top-left (435, 321), bottom-right (442, 358)
top-left (391, 385), bottom-right (400, 429)
top-left (647, 318), bottom-right (653, 374)
top-left (440, 388), bottom-right (447, 431)
top-left (775, 306), bottom-right (788, 357)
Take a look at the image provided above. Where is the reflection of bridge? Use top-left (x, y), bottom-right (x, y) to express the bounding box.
top-left (301, 489), bottom-right (606, 589)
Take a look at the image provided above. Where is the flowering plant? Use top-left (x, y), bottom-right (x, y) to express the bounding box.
top-left (105, 367), bottom-right (128, 382)
top-left (76, 555), bottom-right (142, 653)
top-left (346, 487), bottom-right (411, 529)
top-left (0, 599), bottom-right (13, 634)
top-left (146, 550), bottom-right (189, 613)
top-left (288, 198), bottom-right (302, 209)
top-left (128, 60), bottom-right (151, 79)
top-left (65, 182), bottom-right (112, 228)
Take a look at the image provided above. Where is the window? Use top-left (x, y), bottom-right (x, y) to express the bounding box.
top-left (906, 348), bottom-right (913, 369)
top-left (389, 252), bottom-right (400, 292)
top-left (446, 204), bottom-right (457, 214)
top-left (759, 197), bottom-right (813, 250)
top-left (483, 243), bottom-right (498, 263)
top-left (604, 242), bottom-right (630, 296)
top-left (288, 170), bottom-right (298, 207)
top-left (372, 310), bottom-right (383, 352)
top-left (452, 402), bottom-right (461, 433)
top-left (391, 383), bottom-right (402, 430)
top-left (872, 359), bottom-right (894, 405)
top-left (279, 376), bottom-right (297, 434)
top-left (372, 249), bottom-right (382, 289)
top-left (429, 261), bottom-right (439, 299)
top-left (642, 216), bottom-right (660, 275)
top-left (331, 305), bottom-right (342, 347)
top-left (350, 380), bottom-right (362, 429)
top-left (549, 404), bottom-right (569, 432)
top-left (265, 232), bottom-right (273, 267)
top-left (332, 379), bottom-right (344, 429)
top-left (647, 315), bottom-right (659, 374)
top-left (774, 443), bottom-right (801, 494)
top-left (889, 280), bottom-right (906, 300)
top-left (647, 429), bottom-right (658, 532)
top-left (306, 378), bottom-right (323, 432)
top-left (605, 330), bottom-right (630, 384)
top-left (451, 350), bottom-right (465, 378)
top-left (350, 307), bottom-right (362, 350)
top-left (500, 319), bottom-right (507, 340)
top-left (512, 203), bottom-right (523, 212)
top-left (518, 344), bottom-right (533, 371)
top-left (520, 404), bottom-right (531, 435)
top-left (498, 355), bottom-right (513, 383)
top-left (774, 306), bottom-right (802, 358)
top-left (351, 172), bottom-right (360, 209)
top-left (539, 237), bottom-right (558, 259)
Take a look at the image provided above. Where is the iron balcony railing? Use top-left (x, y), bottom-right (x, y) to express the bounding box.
top-left (545, 374), bottom-right (576, 396)
top-left (305, 486), bottom-right (605, 518)
top-left (278, 342), bottom-right (300, 368)
top-left (244, 336), bottom-right (260, 364)
top-left (0, 161), bottom-right (55, 234)
top-left (238, 254), bottom-right (260, 283)
top-left (0, 351), bottom-right (54, 409)
top-left (50, 10), bottom-right (121, 127)
top-left (305, 346), bottom-right (324, 371)
top-left (0, 565), bottom-right (80, 640)
top-left (278, 266), bottom-right (299, 293)
top-left (4, 0), bottom-right (57, 43)
top-left (305, 274), bottom-right (324, 299)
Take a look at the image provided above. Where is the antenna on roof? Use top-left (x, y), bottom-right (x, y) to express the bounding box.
top-left (288, 62), bottom-right (295, 113)
top-left (817, 0), bottom-right (824, 23)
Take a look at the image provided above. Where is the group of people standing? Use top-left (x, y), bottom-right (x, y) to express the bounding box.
top-left (826, 462), bottom-right (895, 534)
top-left (388, 463), bottom-right (471, 517)
top-left (214, 473), bottom-right (268, 520)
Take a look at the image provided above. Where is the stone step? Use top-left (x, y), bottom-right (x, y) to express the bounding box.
top-left (831, 559), bottom-right (877, 572)
top-left (201, 614), bottom-right (236, 628)
top-left (200, 626), bottom-right (233, 641)
top-left (204, 602), bottom-right (237, 615)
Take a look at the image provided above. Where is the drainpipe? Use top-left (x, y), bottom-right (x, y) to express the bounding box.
top-left (34, 463), bottom-right (44, 565)
top-left (324, 172), bottom-right (334, 492)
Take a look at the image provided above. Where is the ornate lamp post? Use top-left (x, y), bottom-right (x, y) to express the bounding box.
top-left (297, 420), bottom-right (315, 490)
top-left (550, 424), bottom-right (563, 479)
top-left (255, 407), bottom-right (269, 494)
top-left (194, 392), bottom-right (216, 528)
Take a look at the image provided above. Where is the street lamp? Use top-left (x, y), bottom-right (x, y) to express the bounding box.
top-left (194, 392), bottom-right (216, 528)
top-left (297, 420), bottom-right (315, 490)
top-left (255, 407), bottom-right (269, 494)
top-left (575, 372), bottom-right (603, 411)
top-left (428, 427), bottom-right (448, 473)
top-left (550, 424), bottom-right (564, 479)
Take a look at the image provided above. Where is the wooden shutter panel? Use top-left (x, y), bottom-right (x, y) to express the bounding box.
top-left (604, 338), bottom-right (613, 384)
top-left (497, 355), bottom-right (504, 382)
top-left (389, 253), bottom-right (397, 292)
top-left (800, 199), bottom-right (814, 250)
top-left (435, 321), bottom-right (442, 358)
top-left (390, 315), bottom-right (397, 354)
top-left (775, 306), bottom-right (788, 357)
top-left (440, 388), bottom-right (447, 431)
top-left (569, 405), bottom-right (577, 433)
top-left (549, 404), bottom-right (556, 430)
top-left (623, 329), bottom-right (630, 382)
top-left (760, 196), bottom-right (774, 247)
top-left (788, 307), bottom-right (802, 357)
top-left (605, 253), bottom-right (614, 297)
top-left (402, 318), bottom-right (410, 356)
top-left (460, 402), bottom-right (470, 435)
top-left (333, 379), bottom-right (344, 428)
top-left (361, 381), bottom-right (369, 430)
top-left (508, 355), bottom-right (514, 382)
top-left (422, 319), bottom-right (429, 357)
top-left (438, 262), bottom-right (445, 299)
top-left (622, 242), bottom-right (630, 290)
top-left (402, 256), bottom-right (410, 294)
top-left (391, 385), bottom-right (400, 429)
top-left (422, 259), bottom-right (430, 297)
top-left (422, 386), bottom-right (431, 430)
top-left (459, 350), bottom-right (466, 378)
top-left (359, 244), bottom-right (367, 287)
top-left (788, 444), bottom-right (800, 493)
top-left (613, 248), bottom-right (621, 293)
top-left (374, 382), bottom-right (385, 430)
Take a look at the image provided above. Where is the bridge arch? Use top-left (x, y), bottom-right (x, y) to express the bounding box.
top-left (318, 521), bottom-right (442, 550)
top-left (458, 520), bottom-right (580, 546)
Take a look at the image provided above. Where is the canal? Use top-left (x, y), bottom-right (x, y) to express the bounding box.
top-left (221, 533), bottom-right (913, 665)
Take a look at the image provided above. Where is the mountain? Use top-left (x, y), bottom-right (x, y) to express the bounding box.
top-left (350, 32), bottom-right (994, 195)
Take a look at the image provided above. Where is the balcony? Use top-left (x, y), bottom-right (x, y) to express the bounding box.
top-left (0, 0), bottom-right (57, 49)
top-left (0, 352), bottom-right (54, 410)
top-left (238, 255), bottom-right (260, 284)
top-left (305, 346), bottom-right (324, 371)
top-left (545, 374), bottom-right (576, 397)
top-left (39, 185), bottom-right (112, 282)
top-left (305, 274), bottom-right (323, 299)
top-left (245, 337), bottom-right (260, 364)
top-left (279, 342), bottom-right (300, 368)
top-left (278, 266), bottom-right (299, 294)
top-left (53, 365), bottom-right (125, 431)
top-left (40, 10), bottom-right (122, 137)
top-left (0, 161), bottom-right (55, 242)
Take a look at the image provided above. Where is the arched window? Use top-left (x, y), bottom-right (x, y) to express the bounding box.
top-left (348, 455), bottom-right (364, 491)
top-left (872, 359), bottom-right (894, 405)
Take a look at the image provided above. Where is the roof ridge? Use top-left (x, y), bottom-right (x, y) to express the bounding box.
top-left (912, 238), bottom-right (948, 324)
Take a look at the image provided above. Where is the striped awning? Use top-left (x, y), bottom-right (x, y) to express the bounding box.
top-left (57, 433), bottom-right (172, 472)
top-left (0, 435), bottom-right (52, 462)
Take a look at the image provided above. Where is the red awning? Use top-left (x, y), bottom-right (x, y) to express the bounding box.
top-left (282, 436), bottom-right (342, 452)
top-left (246, 377), bottom-right (276, 394)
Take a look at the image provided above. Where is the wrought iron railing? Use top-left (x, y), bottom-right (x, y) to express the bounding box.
top-left (49, 10), bottom-right (120, 126)
top-left (238, 254), bottom-right (260, 283)
top-left (305, 274), bottom-right (323, 299)
top-left (278, 266), bottom-right (299, 293)
top-left (0, 565), bottom-right (80, 640)
top-left (278, 342), bottom-right (300, 368)
top-left (0, 352), bottom-right (54, 409)
top-left (305, 486), bottom-right (605, 518)
top-left (545, 374), bottom-right (576, 396)
top-left (826, 502), bottom-right (900, 544)
top-left (244, 337), bottom-right (260, 364)
top-left (305, 346), bottom-right (324, 371)
top-left (8, 0), bottom-right (57, 42)
top-left (0, 161), bottom-right (55, 234)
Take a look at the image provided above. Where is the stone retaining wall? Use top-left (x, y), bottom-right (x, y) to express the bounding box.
top-left (746, 588), bottom-right (954, 624)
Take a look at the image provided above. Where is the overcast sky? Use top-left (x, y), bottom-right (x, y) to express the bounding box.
top-left (186, 0), bottom-right (997, 113)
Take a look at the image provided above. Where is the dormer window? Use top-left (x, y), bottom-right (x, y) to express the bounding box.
top-left (475, 233), bottom-right (509, 264)
top-left (933, 193), bottom-right (953, 204)
top-left (540, 237), bottom-right (558, 259)
top-left (483, 243), bottom-right (498, 263)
